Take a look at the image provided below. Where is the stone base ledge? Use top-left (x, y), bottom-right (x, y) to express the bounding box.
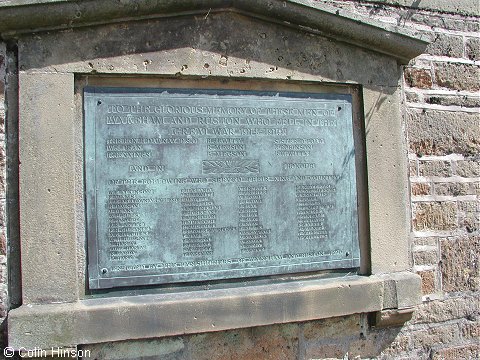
top-left (8, 272), bottom-right (421, 350)
top-left (373, 308), bottom-right (415, 328)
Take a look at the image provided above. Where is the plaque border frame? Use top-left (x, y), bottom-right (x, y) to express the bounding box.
top-left (83, 85), bottom-right (363, 290)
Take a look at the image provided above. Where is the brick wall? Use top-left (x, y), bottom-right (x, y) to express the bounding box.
top-left (1, 1), bottom-right (479, 359)
top-left (403, 3), bottom-right (480, 358)
top-left (318, 2), bottom-right (480, 358)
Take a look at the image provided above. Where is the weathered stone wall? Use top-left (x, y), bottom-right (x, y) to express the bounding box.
top-left (0, 1), bottom-right (478, 359)
top-left (400, 1), bottom-right (480, 357)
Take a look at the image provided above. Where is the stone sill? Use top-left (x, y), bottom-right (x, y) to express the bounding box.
top-left (8, 272), bottom-right (421, 350)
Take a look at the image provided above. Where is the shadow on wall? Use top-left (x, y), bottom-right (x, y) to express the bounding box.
top-left (79, 316), bottom-right (406, 359)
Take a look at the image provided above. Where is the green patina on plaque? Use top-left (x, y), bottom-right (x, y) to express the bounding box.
top-left (85, 87), bottom-right (360, 289)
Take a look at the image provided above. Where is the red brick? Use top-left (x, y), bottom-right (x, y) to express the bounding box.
top-left (379, 333), bottom-right (412, 357)
top-left (425, 33), bottom-right (463, 57)
top-left (434, 182), bottom-right (471, 196)
top-left (455, 160), bottom-right (480, 177)
top-left (0, 145), bottom-right (4, 195)
top-left (305, 344), bottom-right (346, 359)
top-left (418, 160), bottom-right (452, 177)
top-left (407, 109), bottom-right (480, 157)
top-left (465, 37), bottom-right (480, 61)
top-left (0, 54), bottom-right (4, 95)
top-left (411, 182), bottom-right (431, 196)
top-left (431, 343), bottom-right (480, 359)
top-left (440, 236), bottom-right (480, 292)
top-left (413, 250), bottom-right (438, 266)
top-left (409, 13), bottom-right (479, 32)
top-left (458, 201), bottom-right (480, 233)
top-left (435, 63), bottom-right (480, 91)
top-left (0, 113), bottom-right (5, 135)
top-left (459, 201), bottom-right (480, 213)
top-left (463, 211), bottom-right (480, 233)
top-left (404, 68), bottom-right (433, 89)
top-left (303, 315), bottom-right (361, 339)
top-left (0, 202), bottom-right (4, 229)
top-left (406, 92), bottom-right (420, 103)
top-left (409, 160), bottom-right (417, 176)
top-left (411, 294), bottom-right (480, 324)
top-left (411, 324), bottom-right (460, 350)
top-left (474, 182), bottom-right (480, 195)
top-left (186, 323), bottom-right (299, 360)
top-left (461, 318), bottom-right (480, 340)
top-left (424, 94), bottom-right (480, 108)
top-left (413, 202), bottom-right (457, 231)
top-left (418, 270), bottom-right (436, 295)
top-left (413, 237), bottom-right (438, 247)
top-left (0, 231), bottom-right (5, 256)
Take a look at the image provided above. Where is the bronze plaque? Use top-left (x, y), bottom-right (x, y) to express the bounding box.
top-left (85, 87), bottom-right (360, 289)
